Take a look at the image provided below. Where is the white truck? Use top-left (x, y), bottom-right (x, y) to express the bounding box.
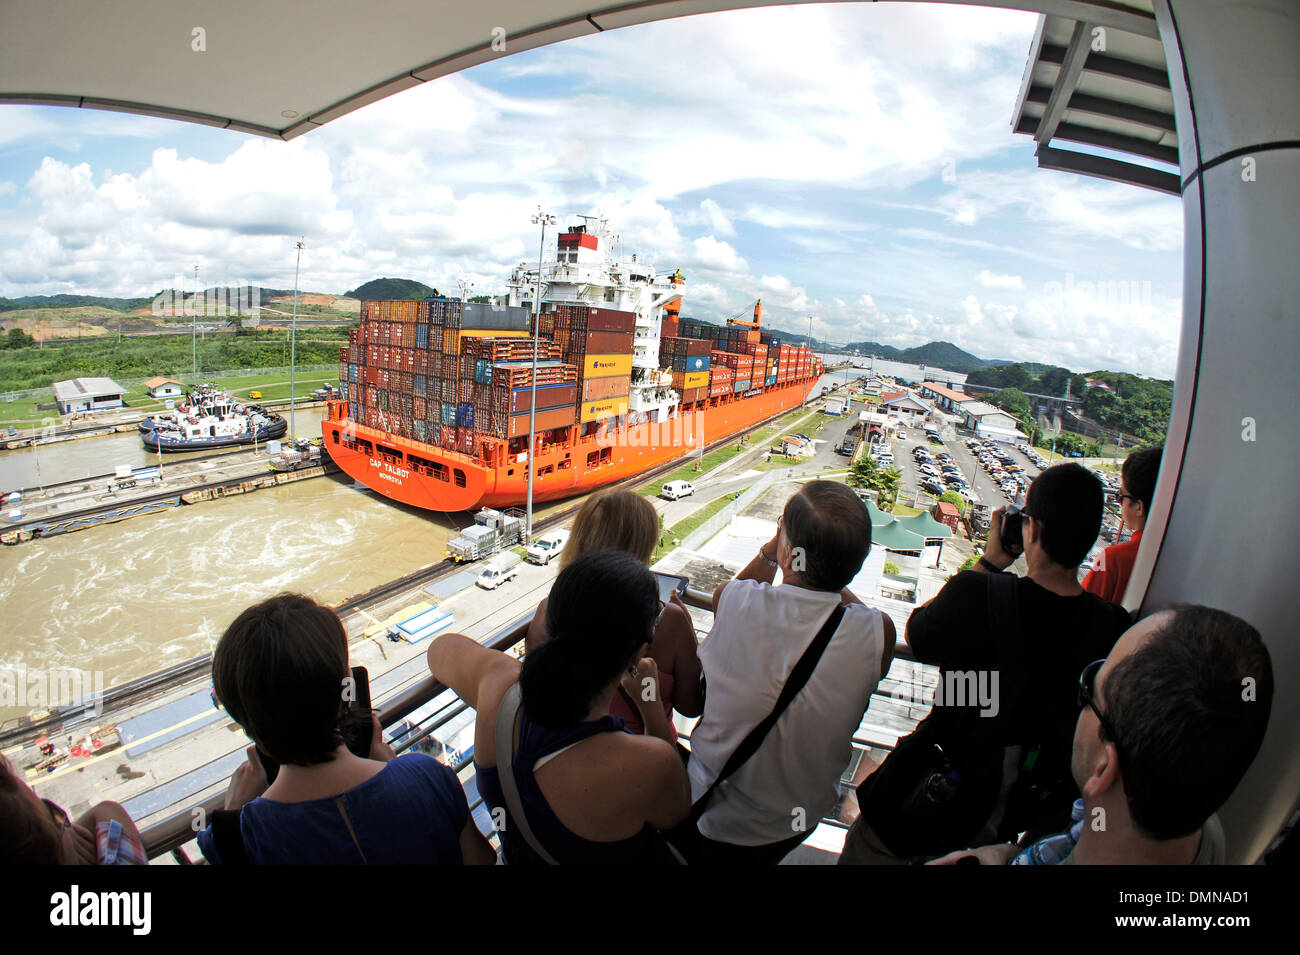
top-left (525, 529), bottom-right (569, 565)
top-left (476, 551), bottom-right (521, 590)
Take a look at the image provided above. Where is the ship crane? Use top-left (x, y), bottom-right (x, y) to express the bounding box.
top-left (726, 299), bottom-right (764, 329)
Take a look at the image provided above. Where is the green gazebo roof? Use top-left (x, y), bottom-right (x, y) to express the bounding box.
top-left (871, 521), bottom-right (927, 552)
top-left (897, 511), bottom-right (954, 540)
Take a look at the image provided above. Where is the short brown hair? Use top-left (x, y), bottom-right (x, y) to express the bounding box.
top-left (212, 593), bottom-right (350, 765)
top-left (1102, 604), bottom-right (1273, 838)
top-left (560, 490), bottom-right (658, 570)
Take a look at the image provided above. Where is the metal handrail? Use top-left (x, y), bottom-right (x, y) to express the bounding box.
top-left (141, 585), bottom-right (913, 860)
top-left (139, 611), bottom-right (535, 859)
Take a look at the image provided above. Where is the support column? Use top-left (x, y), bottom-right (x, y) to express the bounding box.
top-left (1133, 0), bottom-right (1300, 862)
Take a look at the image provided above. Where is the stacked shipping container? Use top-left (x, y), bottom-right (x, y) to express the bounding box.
top-left (341, 300), bottom-right (822, 460)
top-left (548, 304), bottom-right (636, 424)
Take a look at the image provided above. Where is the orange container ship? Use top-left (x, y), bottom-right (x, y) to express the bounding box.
top-left (322, 218), bottom-right (823, 514)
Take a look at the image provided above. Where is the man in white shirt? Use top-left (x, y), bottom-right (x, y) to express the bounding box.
top-left (681, 480), bottom-right (896, 864)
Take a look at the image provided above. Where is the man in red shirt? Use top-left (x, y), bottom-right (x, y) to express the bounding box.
top-left (1083, 446), bottom-right (1163, 603)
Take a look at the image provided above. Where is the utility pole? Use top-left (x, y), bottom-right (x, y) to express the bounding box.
top-left (290, 238), bottom-right (305, 439)
top-left (802, 314), bottom-right (813, 409)
top-left (525, 208), bottom-right (555, 545)
top-left (192, 264), bottom-right (200, 386)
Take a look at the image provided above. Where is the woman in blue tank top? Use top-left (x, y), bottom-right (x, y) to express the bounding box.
top-left (429, 550), bottom-right (691, 864)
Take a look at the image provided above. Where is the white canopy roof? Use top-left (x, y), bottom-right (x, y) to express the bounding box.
top-left (2, 1), bottom-right (1170, 146)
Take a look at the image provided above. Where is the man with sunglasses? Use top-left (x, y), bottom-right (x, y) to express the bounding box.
top-left (931, 604), bottom-right (1272, 864)
top-left (1084, 445), bottom-right (1162, 603)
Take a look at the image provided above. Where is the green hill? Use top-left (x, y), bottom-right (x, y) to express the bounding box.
top-left (344, 278), bottom-right (437, 300)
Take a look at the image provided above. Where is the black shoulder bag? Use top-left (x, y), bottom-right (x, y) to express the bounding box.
top-left (856, 573), bottom-right (1018, 858)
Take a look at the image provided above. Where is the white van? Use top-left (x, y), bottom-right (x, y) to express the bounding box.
top-left (661, 480), bottom-right (694, 501)
top-left (476, 552), bottom-right (521, 590)
top-left (525, 529), bottom-right (570, 565)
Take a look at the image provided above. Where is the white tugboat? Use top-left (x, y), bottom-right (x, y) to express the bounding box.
top-left (140, 384), bottom-right (287, 452)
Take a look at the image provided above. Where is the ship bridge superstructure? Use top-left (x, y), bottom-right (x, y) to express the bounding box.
top-left (505, 218), bottom-right (685, 421)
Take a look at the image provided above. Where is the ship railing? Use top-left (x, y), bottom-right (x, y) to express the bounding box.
top-left (139, 590), bottom-right (926, 863)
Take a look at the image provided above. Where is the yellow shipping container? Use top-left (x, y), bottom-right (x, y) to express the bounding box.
top-left (672, 371), bottom-right (709, 389)
top-left (579, 397), bottom-right (630, 423)
top-left (582, 353), bottom-right (634, 378)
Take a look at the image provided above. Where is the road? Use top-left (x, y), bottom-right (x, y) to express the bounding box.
top-left (651, 405), bottom-right (858, 528)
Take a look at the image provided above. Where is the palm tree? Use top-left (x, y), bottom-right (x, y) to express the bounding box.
top-left (849, 455), bottom-right (903, 508)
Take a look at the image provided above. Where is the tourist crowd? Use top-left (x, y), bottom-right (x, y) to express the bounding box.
top-left (1, 459), bottom-right (1280, 866)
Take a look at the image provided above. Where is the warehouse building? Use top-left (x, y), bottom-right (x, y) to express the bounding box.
top-left (962, 400), bottom-right (1026, 442)
top-left (52, 377), bottom-right (126, 414)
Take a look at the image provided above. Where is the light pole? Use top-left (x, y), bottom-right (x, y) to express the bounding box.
top-left (290, 237), bottom-right (305, 439)
top-left (525, 207), bottom-right (556, 544)
top-left (192, 264), bottom-right (200, 386)
top-left (802, 313), bottom-right (813, 409)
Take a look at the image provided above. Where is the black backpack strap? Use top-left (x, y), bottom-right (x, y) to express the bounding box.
top-left (210, 809), bottom-right (250, 865)
top-left (688, 603), bottom-right (846, 827)
top-left (985, 570), bottom-right (1019, 660)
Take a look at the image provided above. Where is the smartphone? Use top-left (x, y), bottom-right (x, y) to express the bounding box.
top-left (1000, 504), bottom-right (1024, 557)
top-left (341, 666), bottom-right (374, 758)
top-left (255, 666), bottom-right (373, 785)
top-left (651, 571), bottom-right (689, 603)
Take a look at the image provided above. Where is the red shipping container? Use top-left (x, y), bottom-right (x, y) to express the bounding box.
top-left (580, 375), bottom-right (632, 401)
top-left (508, 383), bottom-right (579, 414)
top-left (507, 405), bottom-right (575, 438)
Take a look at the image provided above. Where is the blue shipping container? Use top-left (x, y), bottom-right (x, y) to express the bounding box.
top-left (413, 374), bottom-right (426, 397)
top-left (441, 403), bottom-right (458, 427)
top-left (348, 401), bottom-right (359, 421)
top-left (458, 403), bottom-right (475, 429)
top-left (416, 325), bottom-right (429, 349)
top-left (765, 375), bottom-right (777, 386)
top-left (733, 379), bottom-right (752, 392)
top-left (686, 354), bottom-right (710, 373)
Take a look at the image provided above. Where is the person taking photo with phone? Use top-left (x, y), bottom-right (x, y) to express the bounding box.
top-left (199, 593), bottom-right (494, 865)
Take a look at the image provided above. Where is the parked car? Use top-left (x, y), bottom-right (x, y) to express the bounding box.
top-left (918, 464), bottom-right (939, 476)
top-left (921, 478), bottom-right (946, 495)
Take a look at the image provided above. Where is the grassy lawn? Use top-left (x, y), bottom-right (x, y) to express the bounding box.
top-left (638, 408), bottom-right (821, 496)
top-left (652, 490), bottom-right (745, 562)
top-left (892, 503), bottom-right (924, 517)
top-left (224, 372), bottom-right (336, 402)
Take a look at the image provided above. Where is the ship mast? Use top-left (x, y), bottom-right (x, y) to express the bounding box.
top-left (525, 208), bottom-right (556, 544)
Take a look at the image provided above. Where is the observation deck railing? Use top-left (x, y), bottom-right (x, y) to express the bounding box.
top-left (140, 590), bottom-right (929, 862)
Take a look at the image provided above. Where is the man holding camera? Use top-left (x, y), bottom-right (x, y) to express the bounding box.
top-left (840, 462), bottom-right (1131, 864)
top-left (682, 481), bottom-right (896, 864)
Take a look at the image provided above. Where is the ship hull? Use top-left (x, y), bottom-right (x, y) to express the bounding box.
top-left (322, 380), bottom-right (819, 514)
top-left (142, 416), bottom-right (288, 452)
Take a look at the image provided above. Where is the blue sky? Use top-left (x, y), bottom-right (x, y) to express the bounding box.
top-left (0, 4), bottom-right (1184, 377)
